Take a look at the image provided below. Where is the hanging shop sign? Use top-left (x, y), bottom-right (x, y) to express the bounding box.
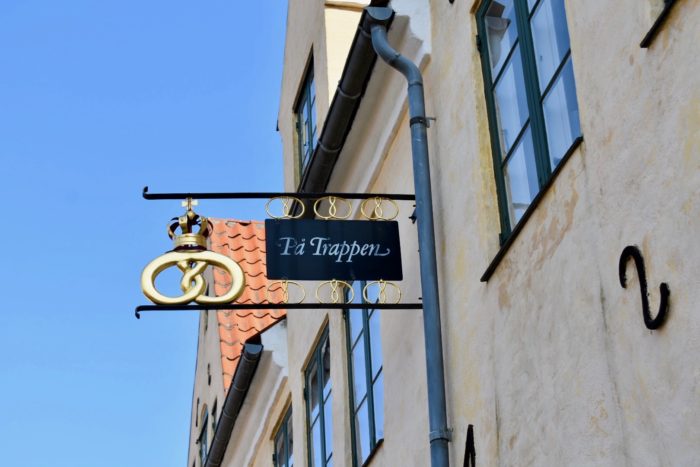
top-left (265, 218), bottom-right (403, 281)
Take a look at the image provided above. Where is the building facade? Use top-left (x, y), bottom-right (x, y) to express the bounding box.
top-left (189, 0), bottom-right (700, 465)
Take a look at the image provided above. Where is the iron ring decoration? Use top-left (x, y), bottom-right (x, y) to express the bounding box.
top-left (141, 250), bottom-right (246, 305)
top-left (316, 279), bottom-right (354, 304)
top-left (618, 245), bottom-right (670, 330)
top-left (362, 280), bottom-right (402, 304)
top-left (266, 196), bottom-right (305, 219)
top-left (360, 197), bottom-right (399, 221)
top-left (266, 280), bottom-right (306, 304)
top-left (313, 196), bottom-right (353, 220)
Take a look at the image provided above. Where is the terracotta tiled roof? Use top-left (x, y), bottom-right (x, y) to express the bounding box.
top-left (209, 219), bottom-right (285, 393)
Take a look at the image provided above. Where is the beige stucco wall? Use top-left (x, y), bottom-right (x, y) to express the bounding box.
top-left (219, 322), bottom-right (290, 467)
top-left (188, 310), bottom-right (227, 467)
top-left (278, 0), bottom-right (364, 190)
top-left (256, 0), bottom-right (700, 466)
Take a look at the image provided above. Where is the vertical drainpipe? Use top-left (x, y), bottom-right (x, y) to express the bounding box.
top-left (366, 7), bottom-right (451, 467)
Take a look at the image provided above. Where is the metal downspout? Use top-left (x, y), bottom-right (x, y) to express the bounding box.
top-left (366, 7), bottom-right (450, 467)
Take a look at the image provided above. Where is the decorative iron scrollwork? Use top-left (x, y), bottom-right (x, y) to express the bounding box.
top-left (618, 245), bottom-right (670, 330)
top-left (363, 280), bottom-right (401, 304)
top-left (266, 280), bottom-right (306, 304)
top-left (360, 197), bottom-right (399, 221)
top-left (265, 196), bottom-right (305, 219)
top-left (316, 279), bottom-right (354, 304)
top-left (313, 196), bottom-right (353, 220)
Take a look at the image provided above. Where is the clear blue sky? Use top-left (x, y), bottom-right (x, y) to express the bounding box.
top-left (0, 2), bottom-right (287, 466)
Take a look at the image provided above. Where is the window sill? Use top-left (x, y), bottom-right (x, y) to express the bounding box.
top-left (361, 438), bottom-right (384, 467)
top-left (480, 136), bottom-right (583, 282)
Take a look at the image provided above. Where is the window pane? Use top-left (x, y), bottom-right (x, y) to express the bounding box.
top-left (323, 394), bottom-right (333, 463)
top-left (275, 431), bottom-right (286, 467)
top-left (322, 338), bottom-right (331, 400)
top-left (287, 415), bottom-right (294, 467)
top-left (311, 421), bottom-right (323, 467)
top-left (355, 399), bottom-right (371, 463)
top-left (351, 339), bottom-right (367, 405)
top-left (373, 372), bottom-right (384, 440)
top-left (310, 103), bottom-right (318, 151)
top-left (348, 309), bottom-right (363, 342)
top-left (528, 0), bottom-right (538, 12)
top-left (368, 311), bottom-right (382, 379)
top-left (493, 46), bottom-right (529, 157)
top-left (543, 57), bottom-right (580, 167)
top-left (484, 0), bottom-right (518, 75)
top-left (309, 360), bottom-right (320, 419)
top-left (531, 0), bottom-right (571, 91)
top-left (503, 127), bottom-right (538, 225)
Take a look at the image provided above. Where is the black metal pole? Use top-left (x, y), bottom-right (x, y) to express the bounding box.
top-left (366, 7), bottom-right (451, 467)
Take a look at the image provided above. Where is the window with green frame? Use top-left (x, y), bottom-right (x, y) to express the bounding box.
top-left (273, 406), bottom-right (294, 467)
top-left (345, 281), bottom-right (384, 466)
top-left (477, 0), bottom-right (582, 239)
top-left (295, 62), bottom-right (317, 181)
top-left (305, 327), bottom-right (332, 467)
top-left (199, 410), bottom-right (209, 466)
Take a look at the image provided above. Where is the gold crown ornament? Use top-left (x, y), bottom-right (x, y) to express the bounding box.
top-left (140, 198), bottom-right (245, 305)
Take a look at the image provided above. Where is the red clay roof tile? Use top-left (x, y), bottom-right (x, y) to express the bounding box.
top-left (208, 219), bottom-right (285, 393)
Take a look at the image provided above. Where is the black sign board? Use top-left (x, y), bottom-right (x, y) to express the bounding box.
top-left (265, 219), bottom-right (402, 281)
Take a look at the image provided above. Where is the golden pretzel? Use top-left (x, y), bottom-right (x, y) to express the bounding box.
top-left (141, 250), bottom-right (245, 305)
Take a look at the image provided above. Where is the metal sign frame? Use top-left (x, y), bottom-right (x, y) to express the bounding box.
top-left (135, 186), bottom-right (420, 319)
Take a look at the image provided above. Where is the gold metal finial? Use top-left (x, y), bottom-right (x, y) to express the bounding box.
top-left (182, 197), bottom-right (198, 212)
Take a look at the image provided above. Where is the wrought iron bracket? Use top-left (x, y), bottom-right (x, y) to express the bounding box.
top-left (142, 186), bottom-right (415, 201)
top-left (463, 425), bottom-right (475, 467)
top-left (618, 245), bottom-right (670, 330)
top-left (640, 0), bottom-right (678, 48)
top-left (134, 302), bottom-right (424, 319)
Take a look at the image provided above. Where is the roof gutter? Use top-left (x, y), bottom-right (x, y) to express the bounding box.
top-left (297, 0), bottom-right (390, 197)
top-left (204, 342), bottom-right (264, 467)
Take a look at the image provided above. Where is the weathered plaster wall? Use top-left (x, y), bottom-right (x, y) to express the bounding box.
top-left (324, 3), bottom-right (365, 101)
top-left (274, 0), bottom-right (700, 466)
top-left (424, 0), bottom-right (700, 465)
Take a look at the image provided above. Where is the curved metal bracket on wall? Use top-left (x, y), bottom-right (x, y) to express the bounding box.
top-left (618, 245), bottom-right (670, 330)
top-left (462, 425), bottom-right (475, 467)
